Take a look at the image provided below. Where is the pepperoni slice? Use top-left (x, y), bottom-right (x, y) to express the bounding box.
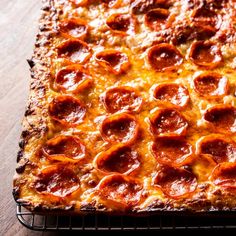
top-left (94, 144), bottom-right (140, 175)
top-left (42, 135), bottom-right (86, 162)
top-left (49, 95), bottom-right (86, 126)
top-left (152, 137), bottom-right (194, 167)
top-left (54, 65), bottom-right (92, 93)
top-left (191, 5), bottom-right (221, 28)
top-left (150, 108), bottom-right (188, 137)
top-left (147, 44), bottom-right (183, 72)
top-left (204, 105), bottom-right (236, 134)
top-left (144, 8), bottom-right (169, 31)
top-left (35, 165), bottom-right (80, 198)
top-left (153, 83), bottom-right (189, 108)
top-left (196, 135), bottom-right (236, 163)
top-left (101, 0), bottom-right (121, 8)
top-left (189, 41), bottom-right (222, 68)
top-left (95, 50), bottom-right (130, 75)
top-left (59, 18), bottom-right (88, 40)
top-left (211, 163), bottom-right (236, 189)
top-left (102, 86), bottom-right (143, 113)
top-left (173, 23), bottom-right (216, 45)
top-left (57, 39), bottom-right (92, 64)
top-left (98, 174), bottom-right (143, 208)
top-left (106, 13), bottom-right (136, 35)
top-left (154, 166), bottom-right (197, 198)
top-left (101, 113), bottom-right (139, 144)
top-left (193, 72), bottom-right (228, 98)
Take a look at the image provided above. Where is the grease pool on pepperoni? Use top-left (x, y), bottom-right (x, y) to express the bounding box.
top-left (94, 144), bottom-right (140, 175)
top-left (188, 41), bottom-right (222, 68)
top-left (193, 72), bottom-right (228, 98)
top-left (144, 8), bottom-right (170, 31)
top-left (196, 135), bottom-right (236, 163)
top-left (204, 105), bottom-right (236, 134)
top-left (95, 50), bottom-right (130, 75)
top-left (154, 166), bottom-right (198, 198)
top-left (59, 18), bottom-right (88, 40)
top-left (101, 113), bottom-right (139, 144)
top-left (49, 95), bottom-right (86, 126)
top-left (98, 174), bottom-right (143, 208)
top-left (54, 65), bottom-right (92, 93)
top-left (102, 86), bottom-right (143, 113)
top-left (57, 39), bottom-right (92, 64)
top-left (35, 165), bottom-right (80, 198)
top-left (42, 135), bottom-right (86, 162)
top-left (211, 162), bottom-right (236, 189)
top-left (106, 13), bottom-right (136, 35)
top-left (152, 137), bottom-right (194, 167)
top-left (153, 83), bottom-right (189, 108)
top-left (147, 43), bottom-right (183, 72)
top-left (150, 108), bottom-right (188, 137)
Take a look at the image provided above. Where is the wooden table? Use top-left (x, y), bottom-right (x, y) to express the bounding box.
top-left (0, 0), bottom-right (61, 235)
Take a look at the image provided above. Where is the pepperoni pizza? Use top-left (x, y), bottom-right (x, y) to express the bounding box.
top-left (13, 0), bottom-right (236, 214)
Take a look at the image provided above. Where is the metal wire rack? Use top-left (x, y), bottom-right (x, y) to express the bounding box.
top-left (17, 203), bottom-right (236, 231)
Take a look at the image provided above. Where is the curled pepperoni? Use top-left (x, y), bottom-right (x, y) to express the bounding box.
top-left (173, 23), bottom-right (216, 45)
top-left (98, 174), bottom-right (143, 208)
top-left (101, 0), bottom-right (121, 8)
top-left (42, 135), bottom-right (86, 162)
top-left (54, 65), bottom-right (92, 93)
top-left (102, 86), bottom-right (143, 113)
top-left (191, 5), bottom-right (221, 28)
top-left (49, 95), bottom-right (86, 126)
top-left (145, 8), bottom-right (169, 31)
top-left (196, 135), bottom-right (236, 163)
top-left (150, 108), bottom-right (188, 137)
top-left (35, 165), bottom-right (80, 197)
top-left (211, 163), bottom-right (236, 189)
top-left (59, 18), bottom-right (88, 40)
top-left (204, 105), bottom-right (236, 134)
top-left (193, 72), bottom-right (228, 98)
top-left (189, 41), bottom-right (222, 68)
top-left (106, 13), bottom-right (136, 35)
top-left (154, 166), bottom-right (197, 198)
top-left (95, 50), bottom-right (130, 75)
top-left (57, 39), bottom-right (92, 64)
top-left (101, 113), bottom-right (139, 144)
top-left (153, 83), bottom-right (189, 108)
top-left (94, 144), bottom-right (140, 175)
top-left (147, 43), bottom-right (183, 72)
top-left (152, 137), bottom-right (194, 167)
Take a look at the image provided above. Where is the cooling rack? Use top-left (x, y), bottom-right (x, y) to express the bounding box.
top-left (16, 203), bottom-right (236, 231)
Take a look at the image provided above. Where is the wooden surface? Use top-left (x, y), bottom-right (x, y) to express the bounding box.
top-left (0, 0), bottom-right (54, 235)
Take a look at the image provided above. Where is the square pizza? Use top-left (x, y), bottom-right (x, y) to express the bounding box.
top-left (13, 0), bottom-right (236, 214)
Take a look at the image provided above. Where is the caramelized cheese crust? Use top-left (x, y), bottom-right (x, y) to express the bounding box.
top-left (13, 0), bottom-right (236, 214)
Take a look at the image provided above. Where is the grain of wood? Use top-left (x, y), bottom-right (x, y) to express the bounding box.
top-left (0, 0), bottom-right (45, 235)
